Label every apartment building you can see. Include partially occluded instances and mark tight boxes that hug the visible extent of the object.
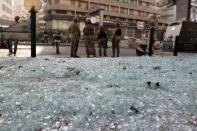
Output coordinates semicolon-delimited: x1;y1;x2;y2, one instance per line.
0;0;13;20
44;0;167;38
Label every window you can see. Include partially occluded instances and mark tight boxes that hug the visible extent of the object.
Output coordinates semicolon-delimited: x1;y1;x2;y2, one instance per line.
54;0;60;4
130;0;137;5
130;10;134;15
120;8;127;14
139;11;145;16
2;4;6;11
120;0;126;3
111;6;119;13
134;10;138;16
138;2;142;6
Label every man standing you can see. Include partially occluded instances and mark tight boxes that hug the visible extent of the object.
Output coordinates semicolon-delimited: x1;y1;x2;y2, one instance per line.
69;18;81;57
43;30;49;44
112;23;122;57
83;19;96;58
8;16;20;56
53;28;61;54
98;26;108;57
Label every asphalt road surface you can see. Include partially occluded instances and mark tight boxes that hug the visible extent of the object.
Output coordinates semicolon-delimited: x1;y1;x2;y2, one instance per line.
38;45;136;57
0;45;137;57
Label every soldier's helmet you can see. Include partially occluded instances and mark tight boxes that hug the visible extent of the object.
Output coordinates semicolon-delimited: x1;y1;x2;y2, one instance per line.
73;17;78;22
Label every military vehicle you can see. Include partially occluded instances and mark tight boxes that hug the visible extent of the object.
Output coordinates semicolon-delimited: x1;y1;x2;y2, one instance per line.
163;20;197;52
0;19;31;48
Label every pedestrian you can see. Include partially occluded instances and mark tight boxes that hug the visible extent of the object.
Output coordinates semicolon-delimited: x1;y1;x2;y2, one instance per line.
98;26;108;57
53;28;61;54
112;23;122;57
43;30;49;44
8;16;20;56
83;19;96;58
69;18;81;58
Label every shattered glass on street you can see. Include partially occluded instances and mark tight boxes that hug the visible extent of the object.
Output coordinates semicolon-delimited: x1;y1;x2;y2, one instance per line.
0;57;197;130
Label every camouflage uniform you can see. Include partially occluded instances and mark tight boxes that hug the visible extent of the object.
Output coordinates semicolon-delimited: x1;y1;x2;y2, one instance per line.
69;20;80;57
8;16;20;56
112;24;122;57
83;22;96;57
8;40;18;56
98;26;108;57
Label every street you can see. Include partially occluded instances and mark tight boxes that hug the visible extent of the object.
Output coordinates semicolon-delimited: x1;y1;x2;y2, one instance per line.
0;45;137;57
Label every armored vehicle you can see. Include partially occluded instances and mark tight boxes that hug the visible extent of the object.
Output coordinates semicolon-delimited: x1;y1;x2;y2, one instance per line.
163;20;197;52
0;19;31;48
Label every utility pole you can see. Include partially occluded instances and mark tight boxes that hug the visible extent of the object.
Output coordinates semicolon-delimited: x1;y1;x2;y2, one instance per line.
75;0;77;17
88;0;90;17
99;9;104;27
31;8;36;57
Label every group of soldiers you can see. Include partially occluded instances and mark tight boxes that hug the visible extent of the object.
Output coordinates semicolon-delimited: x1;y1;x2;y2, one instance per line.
5;16;122;58
68;18;122;58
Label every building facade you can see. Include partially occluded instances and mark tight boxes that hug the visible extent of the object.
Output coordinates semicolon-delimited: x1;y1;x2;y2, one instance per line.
44;0;167;38
36;1;47;31
0;0;13;20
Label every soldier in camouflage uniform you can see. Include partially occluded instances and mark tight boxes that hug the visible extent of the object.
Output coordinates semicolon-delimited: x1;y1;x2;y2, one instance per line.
112;23;122;57
69;18;81;57
83;20;96;57
8;16;20;56
98;26;108;57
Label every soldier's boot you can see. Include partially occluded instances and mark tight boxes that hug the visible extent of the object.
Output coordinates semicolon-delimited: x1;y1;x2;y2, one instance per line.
104;48;107;57
74;50;79;58
70;47;74;57
117;43;120;57
8;41;12;55
117;48;120;57
112;47;115;57
14;41;18;56
76;41;79;53
73;45;79;58
70;53;74;57
73;53;79;58
56;42;60;54
99;48;102;57
86;48;90;58
93;48;96;57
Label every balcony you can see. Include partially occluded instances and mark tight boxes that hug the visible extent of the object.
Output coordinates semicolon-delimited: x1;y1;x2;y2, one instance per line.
44;14;86;21
83;0;162;15
44;4;88;13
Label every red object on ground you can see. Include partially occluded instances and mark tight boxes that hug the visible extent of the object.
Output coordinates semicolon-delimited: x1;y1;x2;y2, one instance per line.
153;45;156;49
